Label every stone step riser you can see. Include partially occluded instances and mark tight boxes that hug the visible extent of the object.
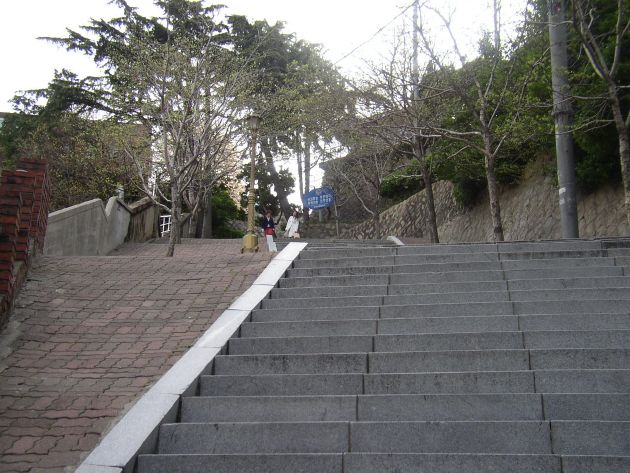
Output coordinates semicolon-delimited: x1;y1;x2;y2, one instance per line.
279;274;390;288
244;314;630;337
229;331;630;355
250;308;379;323
138;454;342;473
157;422;349;454
137;452;630;473
381;299;630;319
280;267;625;288
393;267;624;285
213;349;630;375
242;319;379;337
345;453;628;473
180;394;630;423
288;258;621;277
156;421;630;455
274;277;630;298
263;288;630;310
295;249;630;267
200;370;630;396
293;255;618;270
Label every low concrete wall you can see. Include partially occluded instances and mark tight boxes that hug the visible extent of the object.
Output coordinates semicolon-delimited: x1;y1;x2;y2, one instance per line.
126;197;159;242
44;197;132;256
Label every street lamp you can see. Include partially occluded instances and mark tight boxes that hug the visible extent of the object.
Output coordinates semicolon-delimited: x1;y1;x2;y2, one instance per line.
242;113;261;253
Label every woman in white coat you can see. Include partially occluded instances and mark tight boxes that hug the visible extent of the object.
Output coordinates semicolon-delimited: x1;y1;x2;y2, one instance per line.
285;211;300;238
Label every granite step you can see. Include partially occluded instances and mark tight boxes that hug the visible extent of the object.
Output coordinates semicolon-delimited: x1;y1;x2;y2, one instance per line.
390;266;623;285
200;369;630;396
139;238;630;473
156;421;553;455
181;393;548;422
138;454;342;473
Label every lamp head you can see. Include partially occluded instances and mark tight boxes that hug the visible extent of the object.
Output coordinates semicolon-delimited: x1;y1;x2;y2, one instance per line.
246;113;261;132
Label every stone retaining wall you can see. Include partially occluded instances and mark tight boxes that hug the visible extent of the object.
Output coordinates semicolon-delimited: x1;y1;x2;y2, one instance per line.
341;168;628;242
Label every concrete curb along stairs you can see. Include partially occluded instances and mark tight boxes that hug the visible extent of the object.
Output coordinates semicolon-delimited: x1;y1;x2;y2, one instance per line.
74;242;308;473
135;238;630;473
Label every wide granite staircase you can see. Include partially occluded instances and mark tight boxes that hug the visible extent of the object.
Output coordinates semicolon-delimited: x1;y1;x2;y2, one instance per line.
137;239;630;473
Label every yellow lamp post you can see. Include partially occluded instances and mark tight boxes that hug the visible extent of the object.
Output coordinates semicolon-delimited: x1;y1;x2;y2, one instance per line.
242;113;261;253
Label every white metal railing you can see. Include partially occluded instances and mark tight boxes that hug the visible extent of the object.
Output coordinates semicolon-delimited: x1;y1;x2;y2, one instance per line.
159;214;172;236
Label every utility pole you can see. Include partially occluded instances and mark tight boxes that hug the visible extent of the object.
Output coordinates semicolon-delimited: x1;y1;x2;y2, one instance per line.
549;0;579;238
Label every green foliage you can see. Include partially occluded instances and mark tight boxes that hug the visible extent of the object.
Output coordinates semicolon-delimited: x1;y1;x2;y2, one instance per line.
574;124;622;192
0;113;36;169
211;186;245;238
213;226;244;238
0;111;144;210
238;156;295;214
452;179;487;208
380;160;423;202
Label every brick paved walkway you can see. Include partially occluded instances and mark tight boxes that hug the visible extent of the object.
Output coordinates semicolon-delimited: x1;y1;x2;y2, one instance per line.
0;239;273;473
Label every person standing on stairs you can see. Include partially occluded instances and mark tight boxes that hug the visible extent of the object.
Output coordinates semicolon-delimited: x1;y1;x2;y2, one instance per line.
261;209;277;252
285;210;300;238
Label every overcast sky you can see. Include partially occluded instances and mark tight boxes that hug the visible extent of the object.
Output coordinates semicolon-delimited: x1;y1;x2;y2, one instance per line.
0;0;527;110
0;0;525;201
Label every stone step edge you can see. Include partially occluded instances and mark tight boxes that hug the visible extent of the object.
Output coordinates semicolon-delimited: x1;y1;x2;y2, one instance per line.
216;348;630;358
73;242;309;473
136;452;630;473
288;258;628;272
272;277;630;295
258;298;630;311
281;266;626;285
245;313;629;325
296;249;623;264
229;330;630;351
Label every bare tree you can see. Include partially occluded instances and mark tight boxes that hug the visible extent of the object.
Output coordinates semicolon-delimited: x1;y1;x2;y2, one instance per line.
356;6;444;243
48;2;253;256
570;0;630;225
416;0;545;241
119;9;251;256
325;133;403;239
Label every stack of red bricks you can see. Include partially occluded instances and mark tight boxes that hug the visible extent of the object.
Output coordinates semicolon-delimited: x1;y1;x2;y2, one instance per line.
0;158;50;312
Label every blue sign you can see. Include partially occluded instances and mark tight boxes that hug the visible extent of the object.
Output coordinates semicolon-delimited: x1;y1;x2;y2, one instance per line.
303;187;335;209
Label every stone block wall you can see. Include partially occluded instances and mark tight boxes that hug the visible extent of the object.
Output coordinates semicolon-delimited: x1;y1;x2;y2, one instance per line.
341;168;628;242
339;181;460;240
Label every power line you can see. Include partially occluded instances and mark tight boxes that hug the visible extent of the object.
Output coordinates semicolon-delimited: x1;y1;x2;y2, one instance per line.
333;1;416;66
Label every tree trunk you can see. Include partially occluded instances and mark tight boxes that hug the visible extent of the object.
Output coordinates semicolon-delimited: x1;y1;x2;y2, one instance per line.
609;86;630;227
194;203;204;238
261;139;292;219
414;136;439;243
484;153;504;242
166;182;181;256
373;211;381;239
202;187;213;238
188;200;202;238
296;133;304;201
303;135;311;221
421;160;439;243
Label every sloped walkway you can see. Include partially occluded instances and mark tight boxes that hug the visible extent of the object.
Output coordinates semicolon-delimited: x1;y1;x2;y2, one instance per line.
0;239;273;473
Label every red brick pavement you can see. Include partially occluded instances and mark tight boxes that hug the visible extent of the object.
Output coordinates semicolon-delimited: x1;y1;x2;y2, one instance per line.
0;239;273;473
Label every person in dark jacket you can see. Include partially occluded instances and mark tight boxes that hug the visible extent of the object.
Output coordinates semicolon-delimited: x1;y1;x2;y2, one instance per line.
261;209;277;252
